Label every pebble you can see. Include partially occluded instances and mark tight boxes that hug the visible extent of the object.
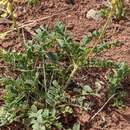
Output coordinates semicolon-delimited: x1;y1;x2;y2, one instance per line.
86;9;102;21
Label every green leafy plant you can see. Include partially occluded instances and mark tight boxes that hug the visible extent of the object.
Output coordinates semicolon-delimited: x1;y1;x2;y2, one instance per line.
108;62;130;107
29;105;62;130
0;107;16;127
0;22;129;129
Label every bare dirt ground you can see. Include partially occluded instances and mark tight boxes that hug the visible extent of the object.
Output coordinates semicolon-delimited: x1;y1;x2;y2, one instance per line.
0;0;130;130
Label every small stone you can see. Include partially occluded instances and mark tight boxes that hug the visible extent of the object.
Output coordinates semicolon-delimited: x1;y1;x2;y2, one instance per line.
86;9;102;21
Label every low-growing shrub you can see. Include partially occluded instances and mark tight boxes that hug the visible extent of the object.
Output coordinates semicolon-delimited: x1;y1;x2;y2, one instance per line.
0;22;130;129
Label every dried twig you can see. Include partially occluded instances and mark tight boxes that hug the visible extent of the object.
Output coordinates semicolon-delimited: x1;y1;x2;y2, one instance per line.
89;93;116;121
0;8;72;36
0;18;35;36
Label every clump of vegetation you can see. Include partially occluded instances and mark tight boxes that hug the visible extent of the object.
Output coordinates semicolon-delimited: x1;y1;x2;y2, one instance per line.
0;0;17;25
111;0;124;18
101;0;124;19
0;22;130;129
27;0;39;5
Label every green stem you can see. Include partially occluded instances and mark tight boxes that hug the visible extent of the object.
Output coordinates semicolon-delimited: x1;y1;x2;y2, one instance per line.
86;10;114;59
65;63;79;88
